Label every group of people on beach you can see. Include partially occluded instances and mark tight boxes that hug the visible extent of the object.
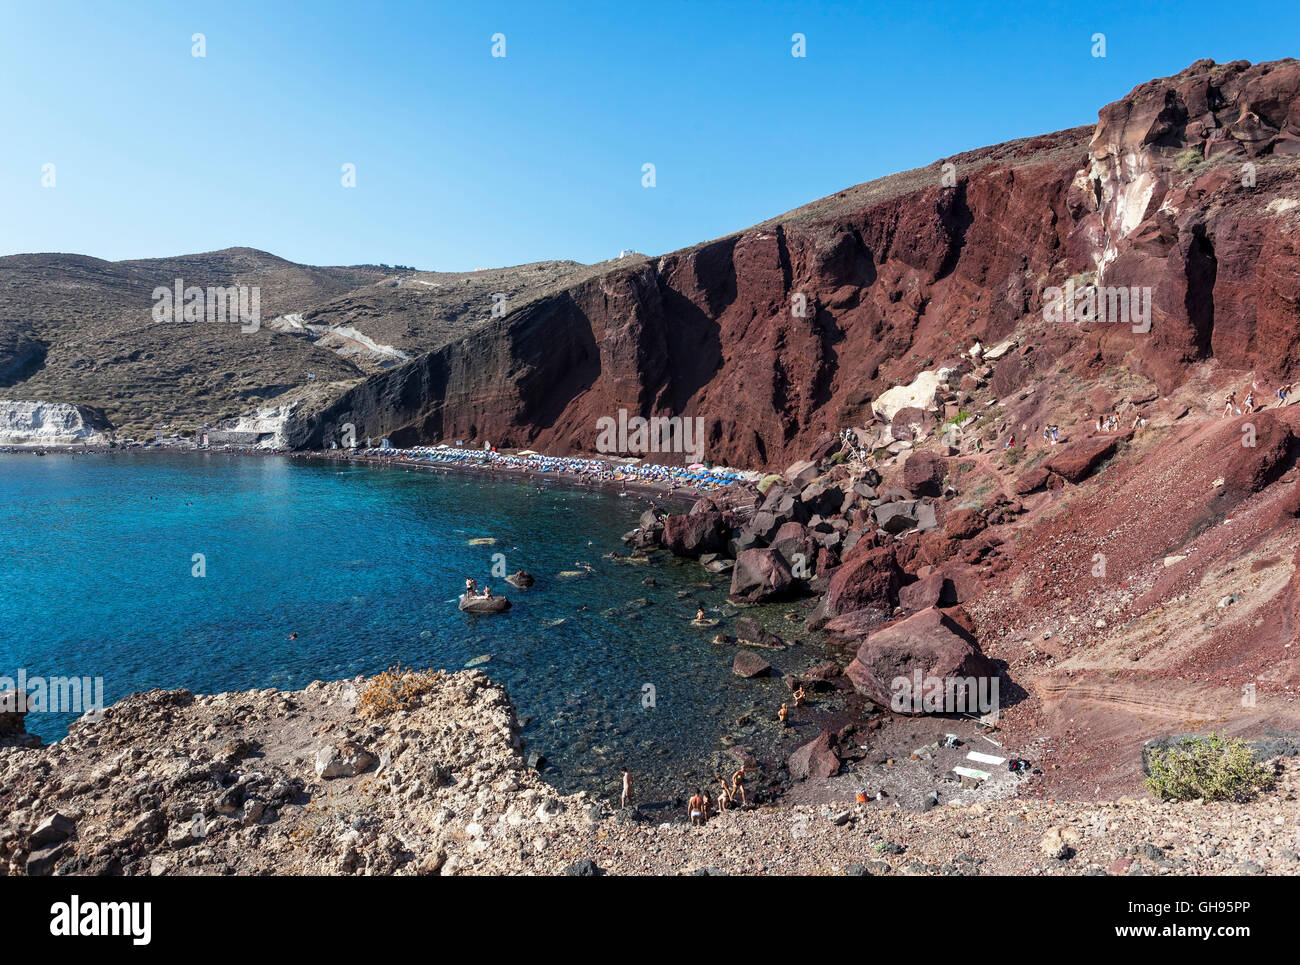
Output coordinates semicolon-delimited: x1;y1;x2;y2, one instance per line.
618;765;751;826
686;765;748;825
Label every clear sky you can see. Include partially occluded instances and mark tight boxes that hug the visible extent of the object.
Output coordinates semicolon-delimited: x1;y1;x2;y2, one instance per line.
1;0;1296;270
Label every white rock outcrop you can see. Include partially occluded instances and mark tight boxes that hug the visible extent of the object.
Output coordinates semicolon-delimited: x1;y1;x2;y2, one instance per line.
870;370;948;421
0;400;111;446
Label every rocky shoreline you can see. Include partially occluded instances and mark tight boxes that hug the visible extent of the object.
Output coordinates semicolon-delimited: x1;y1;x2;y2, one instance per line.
3;670;1296;876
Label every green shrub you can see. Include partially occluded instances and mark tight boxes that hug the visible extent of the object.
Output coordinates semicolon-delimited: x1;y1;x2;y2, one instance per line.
1145;733;1275;802
1174;147;1204;173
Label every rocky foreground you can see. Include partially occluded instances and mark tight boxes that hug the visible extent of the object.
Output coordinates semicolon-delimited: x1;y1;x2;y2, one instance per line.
2;671;1295;876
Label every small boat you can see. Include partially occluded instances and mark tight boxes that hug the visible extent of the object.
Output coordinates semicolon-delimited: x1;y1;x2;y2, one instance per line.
459;593;512;614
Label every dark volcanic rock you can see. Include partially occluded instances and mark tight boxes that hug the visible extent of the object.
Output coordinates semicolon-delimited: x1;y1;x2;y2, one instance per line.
1014;466;1053;495
825;545;902;616
734;510;780;552
890;406;937;442
787;730;842;780
770;522;815;577
662;511;726;557
800;479;845;517
875;500;920;535
902;450;947;497
732;650;773;678
734;617;784;649
899;572;957;612
1046;437;1119;484
845;607;998;714
785;460;821;488
730;548;795;602
823;606;890;638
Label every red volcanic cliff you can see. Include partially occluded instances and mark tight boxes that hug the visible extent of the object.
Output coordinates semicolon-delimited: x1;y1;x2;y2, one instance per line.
290;59;1300;469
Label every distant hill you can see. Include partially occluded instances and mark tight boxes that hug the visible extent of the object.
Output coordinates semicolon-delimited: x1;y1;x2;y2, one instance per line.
0;247;606;436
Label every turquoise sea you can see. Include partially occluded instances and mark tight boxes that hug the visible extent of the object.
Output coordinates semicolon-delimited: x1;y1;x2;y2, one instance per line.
0;452;805;802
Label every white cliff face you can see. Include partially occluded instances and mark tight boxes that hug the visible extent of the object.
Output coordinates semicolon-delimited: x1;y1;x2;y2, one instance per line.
221;402;300;448
0;400;111;446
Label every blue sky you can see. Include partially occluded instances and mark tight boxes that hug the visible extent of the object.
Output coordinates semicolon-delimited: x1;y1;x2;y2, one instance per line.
1;0;1296;270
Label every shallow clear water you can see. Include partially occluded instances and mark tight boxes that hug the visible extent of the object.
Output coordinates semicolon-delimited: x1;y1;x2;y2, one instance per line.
0;451;804;802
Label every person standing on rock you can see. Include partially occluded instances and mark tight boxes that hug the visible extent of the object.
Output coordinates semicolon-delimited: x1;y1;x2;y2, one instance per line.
1223;391;1237;418
621;768;632;809
731;765;747;806
718;777;732;811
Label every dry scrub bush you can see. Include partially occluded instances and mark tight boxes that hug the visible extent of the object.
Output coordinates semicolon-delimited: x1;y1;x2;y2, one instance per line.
358;666;444;719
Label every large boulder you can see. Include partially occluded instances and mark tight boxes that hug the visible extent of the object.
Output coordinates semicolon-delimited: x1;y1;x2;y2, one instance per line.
943;508;986;541
760;486;809;525
890;406;937;442
875;499;939;536
1214;410;1295;496
732;650;772;678
874;500;920;534
730;548;795;603
871;370;947;421
902;450;947;497
770;522;815;577
787;730;841;780
899;572;958;612
738;510;780;545
825;544;902;616
784;459;821;488
806;431;842;462
799;479;845;517
1045;437;1119;484
845;607;998;714
734;617;785;648
822;607;890;638
1014;465;1053;495
662;511;726;557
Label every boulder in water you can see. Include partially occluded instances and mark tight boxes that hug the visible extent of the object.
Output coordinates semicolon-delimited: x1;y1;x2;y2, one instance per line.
458;593;512;614
732;650;772;678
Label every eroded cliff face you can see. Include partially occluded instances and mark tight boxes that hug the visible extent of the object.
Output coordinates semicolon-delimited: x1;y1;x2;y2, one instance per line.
288;136;1088;464
0;399;112;446
1068;58;1300;392
289;59;1300;470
